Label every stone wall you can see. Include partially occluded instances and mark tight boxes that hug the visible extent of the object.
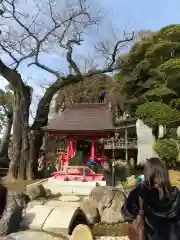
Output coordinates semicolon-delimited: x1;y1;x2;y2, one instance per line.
136;119;157;165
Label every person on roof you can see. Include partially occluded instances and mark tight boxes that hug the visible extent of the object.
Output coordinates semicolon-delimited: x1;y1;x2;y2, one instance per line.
98;90;105;103
121;157;180;240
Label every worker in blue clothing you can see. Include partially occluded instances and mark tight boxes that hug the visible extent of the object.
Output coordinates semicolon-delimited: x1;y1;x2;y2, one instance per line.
87;158;97;172
98;90;105;103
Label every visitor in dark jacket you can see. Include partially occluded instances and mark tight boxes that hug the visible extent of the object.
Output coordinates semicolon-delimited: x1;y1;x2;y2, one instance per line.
121;157;180;240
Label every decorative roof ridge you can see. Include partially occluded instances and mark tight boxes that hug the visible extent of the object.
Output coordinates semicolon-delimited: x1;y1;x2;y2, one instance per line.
59;101;114;112
64;101;114;105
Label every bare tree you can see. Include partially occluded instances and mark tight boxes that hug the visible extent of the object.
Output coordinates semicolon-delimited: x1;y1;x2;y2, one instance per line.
0;0;134;180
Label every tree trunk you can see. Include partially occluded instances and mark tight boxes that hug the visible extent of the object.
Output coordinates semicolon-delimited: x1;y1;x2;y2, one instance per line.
28;82;63;178
7;89;22;179
18;85;31;179
7;81;59;180
27;130;44;179
0;111;13;168
0;62;47;180
0;61;85;180
0;111;13;158
7;86;31;180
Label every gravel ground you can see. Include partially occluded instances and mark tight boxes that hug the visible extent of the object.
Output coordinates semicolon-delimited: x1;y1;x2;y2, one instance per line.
95;237;129;240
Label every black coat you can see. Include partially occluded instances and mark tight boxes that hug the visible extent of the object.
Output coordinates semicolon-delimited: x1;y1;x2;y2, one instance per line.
121;183;180;240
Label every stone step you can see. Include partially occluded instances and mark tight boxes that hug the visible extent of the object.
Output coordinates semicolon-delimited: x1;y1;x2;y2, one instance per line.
59;195;80;202
41;178;106;196
45;200;80;208
20;203;79;236
20;205;53;230
43;205;78;235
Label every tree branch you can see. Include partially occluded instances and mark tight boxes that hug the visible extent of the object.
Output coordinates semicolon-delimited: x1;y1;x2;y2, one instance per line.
109;32;135;67
62;38;83;76
28;60;61;77
0;59;23;87
1;0;99;76
27;9;93;77
62;30;134;78
31;29;135;130
0;0;135;131
9;0;39;42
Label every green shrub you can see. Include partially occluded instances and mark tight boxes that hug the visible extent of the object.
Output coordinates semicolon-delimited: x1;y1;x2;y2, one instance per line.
153;138;178;162
136;102;180;127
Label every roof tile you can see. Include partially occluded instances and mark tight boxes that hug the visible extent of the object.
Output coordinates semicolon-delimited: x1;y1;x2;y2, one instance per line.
43;103;115;132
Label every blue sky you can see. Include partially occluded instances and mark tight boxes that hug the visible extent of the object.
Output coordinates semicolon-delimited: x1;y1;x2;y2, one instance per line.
1;0;180;119
102;0;180;32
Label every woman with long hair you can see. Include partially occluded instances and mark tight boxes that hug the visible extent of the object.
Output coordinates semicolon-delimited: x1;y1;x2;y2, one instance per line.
121;157;180;240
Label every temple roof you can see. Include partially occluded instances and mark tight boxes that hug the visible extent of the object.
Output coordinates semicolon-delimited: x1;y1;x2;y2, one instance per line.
42;103;115;133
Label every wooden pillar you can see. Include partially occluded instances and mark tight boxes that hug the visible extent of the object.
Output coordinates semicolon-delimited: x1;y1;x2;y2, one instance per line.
112;137;115;187
125;127;128;162
101;142;105;164
66;140;70;161
74;141;76;156
91;138;96;160
66;139;70;174
69;140;75;157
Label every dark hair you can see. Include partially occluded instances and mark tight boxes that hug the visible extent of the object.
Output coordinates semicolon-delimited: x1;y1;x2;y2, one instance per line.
144;157;172;199
0;183;7;217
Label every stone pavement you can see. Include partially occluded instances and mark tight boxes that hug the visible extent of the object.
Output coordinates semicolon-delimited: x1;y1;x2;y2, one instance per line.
18;196;128;240
6;231;129;240
6;231;64;240
20;198;80;236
